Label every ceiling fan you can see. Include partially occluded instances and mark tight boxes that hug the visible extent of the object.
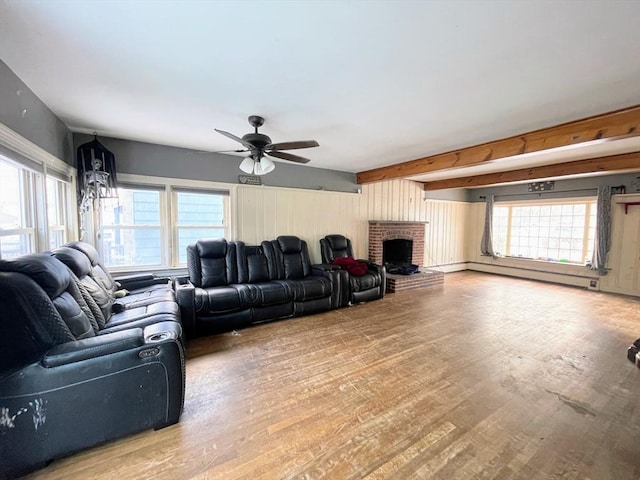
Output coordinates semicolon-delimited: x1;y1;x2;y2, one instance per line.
215;115;319;175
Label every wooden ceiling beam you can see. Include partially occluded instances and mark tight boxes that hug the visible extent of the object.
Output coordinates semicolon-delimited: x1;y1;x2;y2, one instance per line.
356;105;640;184
421;152;640;190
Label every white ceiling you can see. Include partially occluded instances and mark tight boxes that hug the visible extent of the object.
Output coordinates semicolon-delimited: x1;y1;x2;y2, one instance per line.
1;0;639;177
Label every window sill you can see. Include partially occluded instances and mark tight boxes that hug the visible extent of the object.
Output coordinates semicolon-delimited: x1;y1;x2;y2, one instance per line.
478;255;594;277
501;256;586;268
108;266;188;278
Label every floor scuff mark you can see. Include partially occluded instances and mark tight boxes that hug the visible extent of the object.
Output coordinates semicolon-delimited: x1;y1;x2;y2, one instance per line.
545;389;596;417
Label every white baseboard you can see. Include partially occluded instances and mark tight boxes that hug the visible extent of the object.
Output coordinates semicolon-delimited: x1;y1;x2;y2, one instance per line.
424;263;469;273
467;262;598;289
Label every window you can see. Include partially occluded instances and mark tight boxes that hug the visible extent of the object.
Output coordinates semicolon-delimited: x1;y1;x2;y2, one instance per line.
99;187;164;268
0;156;73;259
98;183;229;270
46;176;70;249
174;190;225;265
0;159;37;258
492;198;596;264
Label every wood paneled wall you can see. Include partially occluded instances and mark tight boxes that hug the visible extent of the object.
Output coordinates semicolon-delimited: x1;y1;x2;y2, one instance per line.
235;185;368;265
465;203;483;262
234;179;468;268
599;195;640;296
354;179;468;268
234;181;638;296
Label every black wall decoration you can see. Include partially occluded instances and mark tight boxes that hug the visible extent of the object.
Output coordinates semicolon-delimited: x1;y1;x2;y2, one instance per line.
76;135;118;212
528;181;555;192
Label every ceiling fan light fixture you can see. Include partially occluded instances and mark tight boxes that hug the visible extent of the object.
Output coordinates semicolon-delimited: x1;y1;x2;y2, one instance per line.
239;156;255;174
260;156;275;174
253;161;265;175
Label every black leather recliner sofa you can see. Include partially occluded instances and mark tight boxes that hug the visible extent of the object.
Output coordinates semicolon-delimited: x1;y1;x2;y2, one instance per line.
64;240;176;308
176;236;348;336
51;245;180;332
0;253;185;478
320;234;386;304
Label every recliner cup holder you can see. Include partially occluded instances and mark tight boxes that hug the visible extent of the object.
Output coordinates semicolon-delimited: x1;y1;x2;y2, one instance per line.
147;332;171;342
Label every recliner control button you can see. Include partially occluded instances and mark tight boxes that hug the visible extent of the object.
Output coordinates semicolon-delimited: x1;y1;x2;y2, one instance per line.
139;347;160;359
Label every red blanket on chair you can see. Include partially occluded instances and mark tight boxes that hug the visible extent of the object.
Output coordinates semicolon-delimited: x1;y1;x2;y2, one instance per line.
332;257;368;276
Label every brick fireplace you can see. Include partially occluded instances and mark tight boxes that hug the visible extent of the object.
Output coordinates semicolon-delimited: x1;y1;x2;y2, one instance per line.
368;221;426;266
368;221;443;293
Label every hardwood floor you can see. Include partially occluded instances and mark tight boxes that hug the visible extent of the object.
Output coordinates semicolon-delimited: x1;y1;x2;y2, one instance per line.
24;272;640;479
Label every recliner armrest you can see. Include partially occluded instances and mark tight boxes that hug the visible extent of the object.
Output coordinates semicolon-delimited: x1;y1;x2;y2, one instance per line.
311;266;337;280
101;314;181;335
115;273;155;282
371;263;386;299
311;266;350;308
115;273;171;291
365;262;385;274
174;277;196;336
312;263;342;272
144;321;182;343
42;328;144;368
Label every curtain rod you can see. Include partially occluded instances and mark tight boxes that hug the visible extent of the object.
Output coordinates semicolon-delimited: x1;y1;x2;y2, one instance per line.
479;187;602;200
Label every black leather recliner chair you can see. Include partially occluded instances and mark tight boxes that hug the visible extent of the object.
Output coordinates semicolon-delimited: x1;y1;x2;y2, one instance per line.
262;235;344;316
181;238;256;334
0;254;185;478
320;234;386;304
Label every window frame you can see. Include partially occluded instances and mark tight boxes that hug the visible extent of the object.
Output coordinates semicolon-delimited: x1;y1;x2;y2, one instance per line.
492;196;597;265
0;160;37;257
98;174;233;272
171;187;228;266
98;185;167;269
45;174;72;250
0;146;76;259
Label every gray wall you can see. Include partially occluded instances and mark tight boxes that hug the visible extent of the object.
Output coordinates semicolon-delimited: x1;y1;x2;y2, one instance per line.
468;173;639;203
424;188;470;202
74;133;359;193
0;60;73;165
73;133;480;199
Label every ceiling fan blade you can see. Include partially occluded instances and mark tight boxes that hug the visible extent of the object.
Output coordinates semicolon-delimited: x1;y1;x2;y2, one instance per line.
196;149;249;156
267;140;319;151
266;150;311;164
214;129;255;149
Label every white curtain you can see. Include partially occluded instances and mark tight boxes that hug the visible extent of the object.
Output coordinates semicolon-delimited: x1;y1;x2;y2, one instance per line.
589;185;612;274
480;195;497;258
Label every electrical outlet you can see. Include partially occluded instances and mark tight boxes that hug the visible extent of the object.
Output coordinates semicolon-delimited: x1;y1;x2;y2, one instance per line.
588;279;599;291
